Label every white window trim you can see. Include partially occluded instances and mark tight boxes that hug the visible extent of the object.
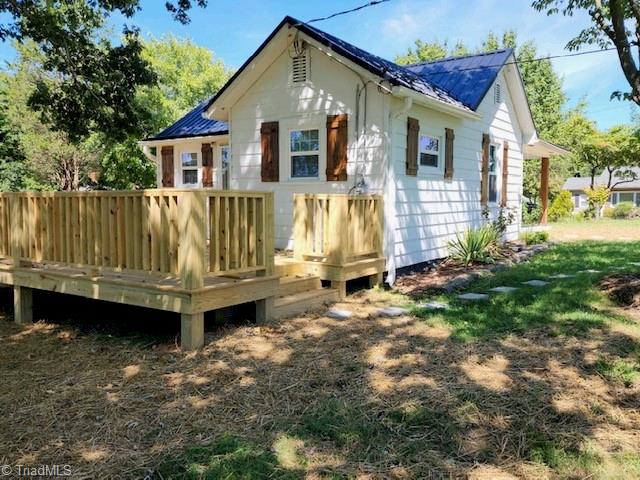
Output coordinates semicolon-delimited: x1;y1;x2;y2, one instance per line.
176;148;201;188
280;117;326;183
488;142;501;205
417;130;444;177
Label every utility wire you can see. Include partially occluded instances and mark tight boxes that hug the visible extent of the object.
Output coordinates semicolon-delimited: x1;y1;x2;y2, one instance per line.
306;0;392;24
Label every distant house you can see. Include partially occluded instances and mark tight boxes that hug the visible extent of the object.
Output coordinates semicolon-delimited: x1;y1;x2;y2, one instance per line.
140;16;565;280
563;167;640;211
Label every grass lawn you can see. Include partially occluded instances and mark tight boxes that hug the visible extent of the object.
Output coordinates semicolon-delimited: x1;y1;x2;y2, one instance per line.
0;242;639;478
548;218;640;242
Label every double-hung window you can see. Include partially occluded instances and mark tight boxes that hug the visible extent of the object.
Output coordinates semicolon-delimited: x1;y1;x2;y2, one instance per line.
619;192;635;203
419;135;440;169
488;145;498;203
290;129;320;179
181;152;198;186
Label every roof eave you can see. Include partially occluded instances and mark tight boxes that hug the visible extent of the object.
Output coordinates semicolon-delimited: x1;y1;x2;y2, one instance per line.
139;132;229;146
393;86;480;120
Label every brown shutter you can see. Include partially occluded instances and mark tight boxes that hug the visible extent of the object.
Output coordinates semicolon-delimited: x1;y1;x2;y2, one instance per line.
444;127;455;179
201;143;213;187
161;146;174;187
501;141;509;207
260;121;279;182
406;117;419;176
480;134;490;206
326;114;348;181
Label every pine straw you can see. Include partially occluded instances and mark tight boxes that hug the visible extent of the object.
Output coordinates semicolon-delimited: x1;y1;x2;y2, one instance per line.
0;290;639;479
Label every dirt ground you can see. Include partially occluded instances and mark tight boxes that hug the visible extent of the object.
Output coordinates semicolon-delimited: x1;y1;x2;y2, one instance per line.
0;288;639;479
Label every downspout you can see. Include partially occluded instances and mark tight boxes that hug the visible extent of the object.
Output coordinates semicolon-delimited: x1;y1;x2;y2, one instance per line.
383;95;413;286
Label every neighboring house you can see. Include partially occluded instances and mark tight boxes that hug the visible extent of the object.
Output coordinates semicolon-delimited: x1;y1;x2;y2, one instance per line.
563;167;640;212
140;16;562;282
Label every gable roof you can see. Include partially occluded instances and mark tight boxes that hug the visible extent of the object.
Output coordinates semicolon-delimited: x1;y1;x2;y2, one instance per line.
563;167;640;191
147;98;228;141
404;49;514;110
204;16;473;115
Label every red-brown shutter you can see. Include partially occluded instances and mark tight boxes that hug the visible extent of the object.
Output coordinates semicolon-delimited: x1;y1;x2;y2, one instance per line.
260;121;279;182
501;141;509;207
480;134;490;206
406;117;419;176
444;127;455;179
326;114;348;181
161;146;174;187
201;143;213;187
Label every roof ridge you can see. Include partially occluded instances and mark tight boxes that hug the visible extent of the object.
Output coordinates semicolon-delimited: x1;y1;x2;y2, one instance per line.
405;48;513;67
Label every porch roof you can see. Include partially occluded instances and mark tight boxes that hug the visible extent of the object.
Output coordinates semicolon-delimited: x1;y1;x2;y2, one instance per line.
524;139;570;159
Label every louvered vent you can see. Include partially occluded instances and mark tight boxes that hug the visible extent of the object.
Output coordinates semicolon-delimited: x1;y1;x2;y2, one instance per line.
291;52;308;84
494;83;502;104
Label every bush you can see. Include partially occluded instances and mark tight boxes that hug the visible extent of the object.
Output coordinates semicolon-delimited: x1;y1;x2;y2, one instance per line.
548;191;574;222
448;224;501;266
521;230;549;245
613;201;635;219
522;205;541;225
602;207;615;218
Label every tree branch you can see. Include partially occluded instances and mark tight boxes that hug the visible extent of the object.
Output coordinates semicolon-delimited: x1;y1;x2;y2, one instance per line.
607;0;640;102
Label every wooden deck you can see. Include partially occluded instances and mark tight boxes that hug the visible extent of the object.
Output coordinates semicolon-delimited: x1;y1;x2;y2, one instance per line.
0;190;385;350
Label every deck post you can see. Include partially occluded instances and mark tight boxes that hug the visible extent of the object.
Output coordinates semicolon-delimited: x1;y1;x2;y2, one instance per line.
180;312;204;350
332;280;347;300
255;296;274;324
368;272;384;288
327;196;348;266
540;157;550;225
178;191;206;290
13;286;33;324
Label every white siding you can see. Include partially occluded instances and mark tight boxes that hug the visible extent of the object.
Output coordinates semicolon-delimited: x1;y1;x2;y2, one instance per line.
229;42;387;248
389;70;524;268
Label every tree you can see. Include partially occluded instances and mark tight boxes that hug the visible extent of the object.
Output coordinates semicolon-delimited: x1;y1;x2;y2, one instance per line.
532;0;640;105
0;1;208;141
395;40;449;64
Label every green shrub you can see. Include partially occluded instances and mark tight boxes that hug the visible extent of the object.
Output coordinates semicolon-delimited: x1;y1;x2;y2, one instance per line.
448;224;501;266
602;207;615;218
613;201;635;219
548;191;574;222
521;230;549;245
522;205;541;225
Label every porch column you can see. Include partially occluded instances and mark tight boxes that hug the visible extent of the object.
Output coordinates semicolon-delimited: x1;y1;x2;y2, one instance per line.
540;157;549;225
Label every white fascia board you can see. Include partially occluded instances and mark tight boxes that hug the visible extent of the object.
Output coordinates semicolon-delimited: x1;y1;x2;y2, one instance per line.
392;86;481;120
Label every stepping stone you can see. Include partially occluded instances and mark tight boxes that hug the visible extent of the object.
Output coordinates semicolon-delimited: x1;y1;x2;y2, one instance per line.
457;293;489;301
549;274;576;279
577;269;601;274
489;286;518;293
377;307;410;317
416;301;449;310
327;308;352;320
522;280;549;287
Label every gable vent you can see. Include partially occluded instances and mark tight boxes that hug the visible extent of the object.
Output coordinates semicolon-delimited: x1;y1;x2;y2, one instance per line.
291;52;309;84
494;83;502;104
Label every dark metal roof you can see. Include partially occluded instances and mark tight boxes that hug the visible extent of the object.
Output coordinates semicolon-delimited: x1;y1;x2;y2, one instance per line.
204;16;473;114
404;49;514;110
147;98;228;141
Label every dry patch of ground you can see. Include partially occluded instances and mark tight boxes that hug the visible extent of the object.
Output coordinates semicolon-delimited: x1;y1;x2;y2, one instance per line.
0;287;639;479
548;218;640;243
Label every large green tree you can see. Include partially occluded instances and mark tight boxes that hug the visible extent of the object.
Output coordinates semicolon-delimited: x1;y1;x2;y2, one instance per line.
0;1;207;141
532;0;640;105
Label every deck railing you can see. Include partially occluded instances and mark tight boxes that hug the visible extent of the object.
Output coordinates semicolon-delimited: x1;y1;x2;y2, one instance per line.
0;189;274;289
293;194;383;265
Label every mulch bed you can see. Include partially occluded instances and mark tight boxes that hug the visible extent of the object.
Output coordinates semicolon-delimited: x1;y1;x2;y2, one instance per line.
599;274;640;309
394;242;549;297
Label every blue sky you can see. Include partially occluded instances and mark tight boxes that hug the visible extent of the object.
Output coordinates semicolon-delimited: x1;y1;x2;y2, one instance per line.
0;0;635;129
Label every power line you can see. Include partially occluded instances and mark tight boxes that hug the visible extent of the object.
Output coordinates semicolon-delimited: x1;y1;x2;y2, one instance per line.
305;0;392;24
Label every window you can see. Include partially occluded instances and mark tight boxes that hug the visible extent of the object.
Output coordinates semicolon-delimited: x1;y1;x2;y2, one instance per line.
494;83;502;104
488;144;499;203
181;152;198;185
290;129;319;178
619;192;634;203
573;193;580;208
636;193;640;207
610;193;618;205
419;135;440;168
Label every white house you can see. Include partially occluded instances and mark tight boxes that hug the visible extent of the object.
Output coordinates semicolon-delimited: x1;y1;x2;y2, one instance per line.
140;16;560;283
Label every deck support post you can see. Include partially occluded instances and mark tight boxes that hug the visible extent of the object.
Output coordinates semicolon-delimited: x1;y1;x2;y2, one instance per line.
13;285;33;324
181;312;204;351
256;296;275;324
332;280;347;300
368;272;383;289
540;157;550;225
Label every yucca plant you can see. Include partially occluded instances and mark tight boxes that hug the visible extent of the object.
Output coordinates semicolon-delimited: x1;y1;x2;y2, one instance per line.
448;225;501;266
